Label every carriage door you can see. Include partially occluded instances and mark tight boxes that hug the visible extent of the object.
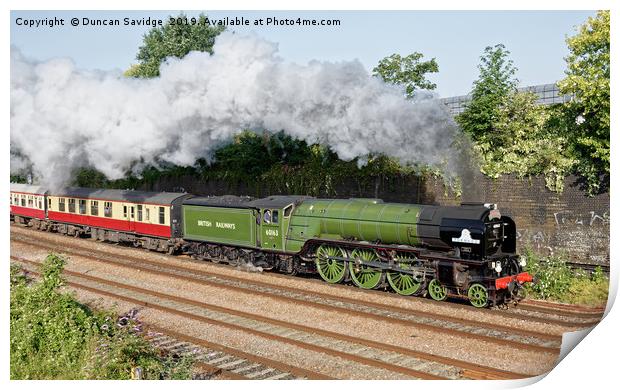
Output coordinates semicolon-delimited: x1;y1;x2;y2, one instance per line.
124;203;136;232
260;208;282;251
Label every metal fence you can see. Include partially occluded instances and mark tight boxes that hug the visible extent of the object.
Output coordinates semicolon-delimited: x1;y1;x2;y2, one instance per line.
440;83;572;115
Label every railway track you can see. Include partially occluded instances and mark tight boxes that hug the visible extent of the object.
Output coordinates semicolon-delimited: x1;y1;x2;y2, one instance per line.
11;230;603;330
11;234;573;355
13;255;531;380
145;325;331;379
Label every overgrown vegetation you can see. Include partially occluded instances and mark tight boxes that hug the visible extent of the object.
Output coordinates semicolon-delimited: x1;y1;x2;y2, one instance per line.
522;248;608;306
10;254;193;379
458;11;609;194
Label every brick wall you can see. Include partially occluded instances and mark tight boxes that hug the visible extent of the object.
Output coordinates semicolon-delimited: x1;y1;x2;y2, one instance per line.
424;173;610;264
146;172;609;264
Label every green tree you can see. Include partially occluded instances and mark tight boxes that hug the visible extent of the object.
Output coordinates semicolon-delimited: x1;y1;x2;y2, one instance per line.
127;13;225;78
557;10;610;194
456;44;518;140
474;91;576;191
372;53;439;97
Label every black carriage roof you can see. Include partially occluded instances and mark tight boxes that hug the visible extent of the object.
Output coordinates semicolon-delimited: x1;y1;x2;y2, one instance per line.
49;187;189;205
184;195;312;209
184;195;255;208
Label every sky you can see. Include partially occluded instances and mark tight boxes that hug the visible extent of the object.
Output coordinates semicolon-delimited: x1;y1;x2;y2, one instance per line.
10;10;596;97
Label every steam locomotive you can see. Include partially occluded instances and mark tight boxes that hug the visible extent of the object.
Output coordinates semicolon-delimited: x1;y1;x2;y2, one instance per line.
10;183;533;308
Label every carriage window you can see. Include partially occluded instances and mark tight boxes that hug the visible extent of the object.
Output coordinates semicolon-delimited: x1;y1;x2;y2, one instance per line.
21;196;25;207
137;205;143;221
28;197;33;207
68;199;76;213
123;205;128;218
91;201;98;216
146;208;150;221
104;202;112;217
79;199;87;214
159;207;165;224
59;198;65;212
130;207;135;220
48;198;51;208
272;210;279;224
38;199;42;209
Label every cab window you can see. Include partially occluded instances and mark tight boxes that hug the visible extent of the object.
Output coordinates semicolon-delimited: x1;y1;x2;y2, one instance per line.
284;205;292;217
272;210;279;224
263;210;271;224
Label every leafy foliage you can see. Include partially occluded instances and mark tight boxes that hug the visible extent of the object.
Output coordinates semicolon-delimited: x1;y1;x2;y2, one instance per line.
10;254;193;379
210;131;312;183
473;91;576;191
372;52;439;97
557;10;610;194
126;13;225;78
523;248;608;306
456;44;518;140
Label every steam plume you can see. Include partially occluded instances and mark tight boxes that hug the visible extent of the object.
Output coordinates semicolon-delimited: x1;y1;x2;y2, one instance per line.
11;32;459;190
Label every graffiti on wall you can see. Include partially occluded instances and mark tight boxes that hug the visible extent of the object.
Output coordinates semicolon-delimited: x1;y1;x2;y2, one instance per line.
553;210;610;226
516;210;610;263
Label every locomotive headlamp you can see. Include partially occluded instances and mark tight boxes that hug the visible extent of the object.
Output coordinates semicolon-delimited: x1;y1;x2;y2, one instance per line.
519;256;527;267
494;261;503;274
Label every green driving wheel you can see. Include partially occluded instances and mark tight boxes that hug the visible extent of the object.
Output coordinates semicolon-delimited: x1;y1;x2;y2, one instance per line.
316;245;348;284
349;249;383;289
428;279;447;301
467;283;489;308
387;255;422;296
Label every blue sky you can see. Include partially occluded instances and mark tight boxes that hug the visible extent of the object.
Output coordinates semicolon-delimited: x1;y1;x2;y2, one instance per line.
10;10;595;97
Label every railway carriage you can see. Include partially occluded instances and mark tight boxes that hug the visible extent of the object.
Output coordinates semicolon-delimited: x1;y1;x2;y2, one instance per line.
11;184;192;253
10;183;47;223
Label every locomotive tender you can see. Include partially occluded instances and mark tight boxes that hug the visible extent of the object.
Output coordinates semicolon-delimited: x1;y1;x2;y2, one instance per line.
10;183;533;308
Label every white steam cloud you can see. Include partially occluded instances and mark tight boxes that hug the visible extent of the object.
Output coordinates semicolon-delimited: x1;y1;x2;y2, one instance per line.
11;32;459;189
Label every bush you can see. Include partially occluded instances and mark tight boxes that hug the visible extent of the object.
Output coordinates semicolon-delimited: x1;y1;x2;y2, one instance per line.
523;248;608;306
10;253;193;379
